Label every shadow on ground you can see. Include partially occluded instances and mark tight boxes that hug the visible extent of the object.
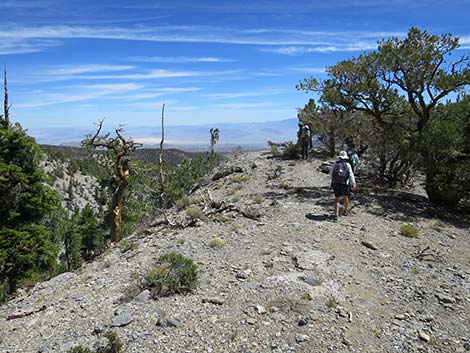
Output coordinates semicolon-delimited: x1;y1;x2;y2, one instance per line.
262;183;469;230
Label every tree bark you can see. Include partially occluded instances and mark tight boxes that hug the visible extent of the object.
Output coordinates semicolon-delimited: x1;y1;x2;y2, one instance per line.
159;103;165;203
3;65;10;129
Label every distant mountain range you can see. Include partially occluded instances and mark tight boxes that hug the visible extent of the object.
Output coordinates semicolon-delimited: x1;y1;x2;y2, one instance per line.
28;118;299;151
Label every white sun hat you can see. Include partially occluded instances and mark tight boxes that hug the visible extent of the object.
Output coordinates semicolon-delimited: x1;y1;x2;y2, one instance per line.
338;150;349;160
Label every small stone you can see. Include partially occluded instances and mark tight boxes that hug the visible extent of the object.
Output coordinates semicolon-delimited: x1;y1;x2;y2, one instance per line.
236;269;252;280
202;297;225;305
59;342;76;353
394;314;406;320
246;318;257;325
361;240;378;250
298;318;308;326
134;289;151;303
418;331;430;342
464;342;470;351
111;307;133;327
255;305;267;314
295;334;309;343
436;294;455;304
93;323;105;334
166;318;182;327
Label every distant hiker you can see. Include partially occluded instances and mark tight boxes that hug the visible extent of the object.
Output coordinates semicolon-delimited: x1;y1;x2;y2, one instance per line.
300;125;311;159
346;144;360;174
330;150;357;219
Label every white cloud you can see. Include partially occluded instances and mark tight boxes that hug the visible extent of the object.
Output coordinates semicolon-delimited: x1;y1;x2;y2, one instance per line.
128;56;235;63
289;67;326;74
17;83;143;108
49;65;135;75
205;88;287;100
213;102;273;109
0;25;410;54
261;43;378;55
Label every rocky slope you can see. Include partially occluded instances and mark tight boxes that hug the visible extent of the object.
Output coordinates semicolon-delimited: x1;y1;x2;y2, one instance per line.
1;151;469;353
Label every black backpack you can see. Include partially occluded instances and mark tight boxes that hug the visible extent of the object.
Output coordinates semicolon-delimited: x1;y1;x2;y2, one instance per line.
332;161;349;184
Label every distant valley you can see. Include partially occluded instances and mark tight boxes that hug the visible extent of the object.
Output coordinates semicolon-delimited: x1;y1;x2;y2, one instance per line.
29;118;299;151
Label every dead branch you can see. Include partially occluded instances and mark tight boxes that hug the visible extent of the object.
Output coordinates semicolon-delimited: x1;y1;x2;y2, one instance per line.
159;103;166;203
7;305;47;320
3;64;11;128
414;246;442;262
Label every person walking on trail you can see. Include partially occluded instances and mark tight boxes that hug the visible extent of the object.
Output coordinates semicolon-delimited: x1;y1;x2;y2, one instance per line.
330;150;357;219
346;144;360;174
300;125;311;160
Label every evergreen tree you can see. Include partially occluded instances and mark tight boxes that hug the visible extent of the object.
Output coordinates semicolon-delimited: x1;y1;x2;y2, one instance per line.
0;123;60;297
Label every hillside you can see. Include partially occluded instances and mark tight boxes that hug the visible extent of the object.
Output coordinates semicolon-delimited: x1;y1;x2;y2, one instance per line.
0;151;469;353
40;145;204;213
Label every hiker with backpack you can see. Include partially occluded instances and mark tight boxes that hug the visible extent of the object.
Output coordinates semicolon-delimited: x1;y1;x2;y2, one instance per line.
346;144;360;174
299;125;311;159
330;150;357;219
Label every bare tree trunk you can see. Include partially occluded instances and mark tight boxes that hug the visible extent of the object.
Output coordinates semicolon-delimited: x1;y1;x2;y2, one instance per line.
111;157;129;242
111;185;125;242
3;65;10;129
158;103;165;203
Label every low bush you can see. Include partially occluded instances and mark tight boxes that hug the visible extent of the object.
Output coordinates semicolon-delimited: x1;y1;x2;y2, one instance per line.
144;252;199;297
186;206;204;220
400;224;420;238
208;237;225;248
230;175;249;184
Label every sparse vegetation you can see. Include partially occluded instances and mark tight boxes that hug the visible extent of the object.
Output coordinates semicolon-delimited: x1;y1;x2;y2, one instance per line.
326;297;338;308
230;175;249;184
144;252;199;297
118;239;138;252
208;237;225;248
66;330;123;353
186;206;204;220
430;220;447;232
253;195;264;204
400;224;420;238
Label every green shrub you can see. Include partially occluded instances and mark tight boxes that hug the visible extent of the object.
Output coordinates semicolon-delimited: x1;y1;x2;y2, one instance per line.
230;175;249;184
253;196;264;204
144;252;199;297
208;237;225;248
118;239;138;252
430;220;446;232
67;347;93;353
97;330;123;353
325;297;338;308
67;330;123;353
175;195;191;210
186;206;204;220
282;141;299;159
400;224;420;238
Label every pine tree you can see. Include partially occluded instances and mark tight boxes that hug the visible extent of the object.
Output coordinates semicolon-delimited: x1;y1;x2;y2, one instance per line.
0;123;60;297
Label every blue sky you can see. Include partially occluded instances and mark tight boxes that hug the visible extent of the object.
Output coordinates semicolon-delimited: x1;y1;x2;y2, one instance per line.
2;0;469;142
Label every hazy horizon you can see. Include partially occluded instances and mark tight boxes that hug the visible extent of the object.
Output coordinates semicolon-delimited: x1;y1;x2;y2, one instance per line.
2;0;469;134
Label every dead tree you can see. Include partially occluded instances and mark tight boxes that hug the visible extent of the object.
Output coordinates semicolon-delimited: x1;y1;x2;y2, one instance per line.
2;65;11;128
82;120;141;242
158;104;165;204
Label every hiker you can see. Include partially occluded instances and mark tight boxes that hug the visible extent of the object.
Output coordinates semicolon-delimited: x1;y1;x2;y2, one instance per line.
330;150;357;218
346;144;360;174
300;125;311;159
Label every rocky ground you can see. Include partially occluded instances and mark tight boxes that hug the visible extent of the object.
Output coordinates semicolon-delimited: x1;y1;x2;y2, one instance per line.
1;151;469;353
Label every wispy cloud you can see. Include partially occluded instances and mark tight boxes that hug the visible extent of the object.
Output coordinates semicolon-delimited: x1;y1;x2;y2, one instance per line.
128;56;235;63
288;67;326;74
17;83;143;108
205;88;287;100
0;25;408;54
48;64;135;75
213;102;274;109
261;43;378;55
